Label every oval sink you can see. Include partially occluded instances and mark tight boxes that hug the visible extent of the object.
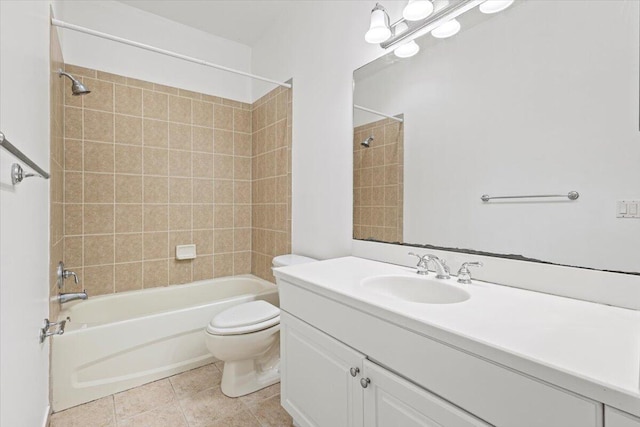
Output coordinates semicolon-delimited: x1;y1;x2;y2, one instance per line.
361;275;470;304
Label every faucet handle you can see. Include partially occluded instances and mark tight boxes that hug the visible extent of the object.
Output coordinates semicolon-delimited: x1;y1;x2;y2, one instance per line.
408;252;429;275
63;270;79;285
457;262;483;284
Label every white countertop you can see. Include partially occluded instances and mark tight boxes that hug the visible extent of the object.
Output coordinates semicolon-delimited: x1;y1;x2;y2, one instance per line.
274;256;640;415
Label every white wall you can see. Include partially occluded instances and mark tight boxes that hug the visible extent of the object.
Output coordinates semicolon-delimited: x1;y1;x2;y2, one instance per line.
0;2;53;426
251;1;407;259
56;0;254;103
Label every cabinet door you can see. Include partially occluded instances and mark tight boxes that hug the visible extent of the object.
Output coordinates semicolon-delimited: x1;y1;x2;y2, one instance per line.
362;360;491;427
281;312;365;427
606;407;640;427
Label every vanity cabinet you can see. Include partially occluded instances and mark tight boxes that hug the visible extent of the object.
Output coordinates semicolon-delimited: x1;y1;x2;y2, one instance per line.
606;407;640;427
282;312;490;427
278;279;605;427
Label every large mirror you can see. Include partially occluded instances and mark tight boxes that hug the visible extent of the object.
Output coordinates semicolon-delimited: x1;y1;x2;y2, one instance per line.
353;0;640;274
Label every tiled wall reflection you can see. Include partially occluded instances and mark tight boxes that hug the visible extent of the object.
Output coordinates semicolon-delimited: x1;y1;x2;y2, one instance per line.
250;87;292;282
353;118;404;243
62;65;259;296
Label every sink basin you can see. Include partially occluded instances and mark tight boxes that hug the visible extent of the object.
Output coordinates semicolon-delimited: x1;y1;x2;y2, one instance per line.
361;275;470;304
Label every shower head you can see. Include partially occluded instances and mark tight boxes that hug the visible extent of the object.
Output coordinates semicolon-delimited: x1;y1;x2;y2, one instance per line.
58;70;91;96
361;136;374;148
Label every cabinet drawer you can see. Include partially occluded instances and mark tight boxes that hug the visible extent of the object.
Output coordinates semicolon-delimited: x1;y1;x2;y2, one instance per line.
606;407;640;427
280;281;603;427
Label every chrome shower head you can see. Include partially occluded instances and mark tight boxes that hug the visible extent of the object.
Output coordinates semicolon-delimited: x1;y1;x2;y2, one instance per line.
361;136;374;148
58;70;91;96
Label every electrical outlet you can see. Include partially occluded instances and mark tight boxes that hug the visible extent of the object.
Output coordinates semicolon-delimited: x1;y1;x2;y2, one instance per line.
617;201;640;218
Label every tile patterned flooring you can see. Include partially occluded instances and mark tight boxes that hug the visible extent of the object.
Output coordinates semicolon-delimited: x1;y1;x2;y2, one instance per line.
50;362;293;427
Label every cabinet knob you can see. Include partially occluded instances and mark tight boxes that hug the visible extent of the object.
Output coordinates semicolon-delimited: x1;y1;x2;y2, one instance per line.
350;367;360;377
360;378;371;388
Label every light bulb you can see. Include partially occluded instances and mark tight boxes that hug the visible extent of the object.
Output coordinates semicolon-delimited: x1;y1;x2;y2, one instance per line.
479;0;514;14
403;0;434;21
394;40;420;58
431;18;460;38
365;4;391;44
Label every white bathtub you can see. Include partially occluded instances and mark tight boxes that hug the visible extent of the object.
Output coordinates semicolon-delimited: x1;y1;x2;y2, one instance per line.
51;274;278;411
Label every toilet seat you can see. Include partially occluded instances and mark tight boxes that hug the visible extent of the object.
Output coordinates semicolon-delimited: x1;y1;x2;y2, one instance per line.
207;300;280;336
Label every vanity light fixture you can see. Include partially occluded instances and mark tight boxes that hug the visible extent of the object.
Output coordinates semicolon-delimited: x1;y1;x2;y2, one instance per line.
403;0;434;21
393;22;420;58
479;0;514;14
365;3;392;44
431;18;461;38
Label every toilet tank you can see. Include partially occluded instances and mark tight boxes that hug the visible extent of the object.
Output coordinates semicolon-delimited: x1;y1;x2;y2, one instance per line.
272;254;317;268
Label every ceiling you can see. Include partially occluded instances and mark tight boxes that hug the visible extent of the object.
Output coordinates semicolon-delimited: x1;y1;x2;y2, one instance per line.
117;1;292;47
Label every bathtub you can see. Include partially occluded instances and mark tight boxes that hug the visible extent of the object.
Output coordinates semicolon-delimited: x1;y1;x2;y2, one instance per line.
51;274;278;411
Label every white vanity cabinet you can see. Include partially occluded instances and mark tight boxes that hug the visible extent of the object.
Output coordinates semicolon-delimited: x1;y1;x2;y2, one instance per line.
606;407;640;427
281;312;491;427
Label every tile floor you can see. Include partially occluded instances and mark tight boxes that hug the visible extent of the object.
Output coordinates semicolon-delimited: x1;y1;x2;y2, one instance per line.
50;362;293;427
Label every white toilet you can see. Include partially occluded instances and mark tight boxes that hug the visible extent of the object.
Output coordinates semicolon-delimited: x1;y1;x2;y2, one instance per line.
204;254;316;397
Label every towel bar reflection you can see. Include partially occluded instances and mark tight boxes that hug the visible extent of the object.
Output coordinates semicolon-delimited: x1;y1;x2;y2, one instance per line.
481;191;579;202
0;131;50;182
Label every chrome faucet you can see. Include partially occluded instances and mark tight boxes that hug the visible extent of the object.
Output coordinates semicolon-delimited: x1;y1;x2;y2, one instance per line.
58;291;88;304
457;261;483;284
426;255;450;279
56;261;88;304
408;252;430;275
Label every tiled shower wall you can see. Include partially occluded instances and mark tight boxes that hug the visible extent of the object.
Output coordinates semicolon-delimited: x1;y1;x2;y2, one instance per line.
50;24;64;320
251;87;292;281
61;65;273;296
353;118;404;243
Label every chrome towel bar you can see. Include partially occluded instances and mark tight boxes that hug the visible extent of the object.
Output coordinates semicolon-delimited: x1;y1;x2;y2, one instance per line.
0;131;50;180
481;191;579;202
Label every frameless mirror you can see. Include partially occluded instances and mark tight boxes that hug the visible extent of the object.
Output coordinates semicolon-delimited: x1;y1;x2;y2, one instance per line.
353;0;640;274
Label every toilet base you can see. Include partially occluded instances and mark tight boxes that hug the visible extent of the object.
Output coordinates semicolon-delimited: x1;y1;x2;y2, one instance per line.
220;360;280;397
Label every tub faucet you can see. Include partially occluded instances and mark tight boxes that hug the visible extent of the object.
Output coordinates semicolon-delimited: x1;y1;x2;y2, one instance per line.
58;291;88;304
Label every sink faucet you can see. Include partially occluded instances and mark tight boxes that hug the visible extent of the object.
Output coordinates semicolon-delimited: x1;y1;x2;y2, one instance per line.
58;291;88;304
408;252;430;275
408;253;450;279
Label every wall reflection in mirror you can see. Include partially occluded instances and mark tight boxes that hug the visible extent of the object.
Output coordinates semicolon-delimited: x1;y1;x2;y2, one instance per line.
353;0;640;274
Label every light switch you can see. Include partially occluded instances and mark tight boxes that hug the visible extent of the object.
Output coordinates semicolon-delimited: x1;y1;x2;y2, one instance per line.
617;201;640;218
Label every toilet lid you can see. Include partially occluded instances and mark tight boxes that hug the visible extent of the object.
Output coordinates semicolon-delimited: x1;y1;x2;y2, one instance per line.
207;301;280;335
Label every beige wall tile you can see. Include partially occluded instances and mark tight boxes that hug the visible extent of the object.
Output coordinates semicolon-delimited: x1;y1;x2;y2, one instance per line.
115;262;143;293
64;204;83;235
115;115;143;145
214;253;233;277
143;119;169;148
85;173;115;204
64;236;83;268
192;100;213;127
169;259;192;285
84;204;114;234
192;179;213;204
214;205;234;229
143;148;168;176
144;205;168;232
233;251;252;275
144;176;168;204
85;141;114;173
84;78;114;112
234;133;252;157
144;232;168;260
143;260;168;288
193;204;213;229
169;123;191;151
234;109;251;133
85;235;115;266
115;233;143;263
214;154;233;179
115;85;142;116
193;230;213;254
64;107;83;139
169;231;192;252
214;180;233;204
192;153;213;178
234;205;251;228
64;138;83;171
143;90;168;120
214;229;234;253
84;265;114;295
115;145;142;174
214;104;232;130
65;64;96;78
169;95;191;124
193;127;213;153
193;255;214;281
115;204;143;233
234;228;251;252
85;110;114;142
116;175;143;204
214;130;233;155
169;204;192;230
234;157;251;180
65;172;83;203
169;178;192;204
169;149;192;177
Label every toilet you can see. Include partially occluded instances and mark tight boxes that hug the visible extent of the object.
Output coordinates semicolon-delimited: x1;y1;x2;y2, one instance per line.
204;254;316;397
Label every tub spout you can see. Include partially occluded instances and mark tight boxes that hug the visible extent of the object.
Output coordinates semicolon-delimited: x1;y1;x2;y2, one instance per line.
58;290;88;304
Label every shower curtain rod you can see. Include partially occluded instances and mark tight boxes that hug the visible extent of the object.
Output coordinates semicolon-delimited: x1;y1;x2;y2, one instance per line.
51;18;292;89
354;105;404;123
